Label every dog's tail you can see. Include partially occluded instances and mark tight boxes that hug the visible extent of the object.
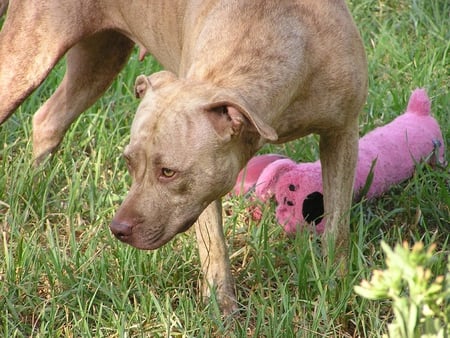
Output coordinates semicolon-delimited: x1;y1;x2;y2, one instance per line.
406;88;431;116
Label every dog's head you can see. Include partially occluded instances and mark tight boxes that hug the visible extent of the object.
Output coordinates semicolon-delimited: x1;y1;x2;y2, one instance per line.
110;71;277;249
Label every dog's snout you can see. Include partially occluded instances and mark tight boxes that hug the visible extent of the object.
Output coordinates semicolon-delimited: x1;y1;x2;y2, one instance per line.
110;220;132;240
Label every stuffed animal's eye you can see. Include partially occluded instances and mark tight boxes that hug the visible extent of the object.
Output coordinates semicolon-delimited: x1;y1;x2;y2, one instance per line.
161;168;176;178
284;197;294;206
289;184;296;191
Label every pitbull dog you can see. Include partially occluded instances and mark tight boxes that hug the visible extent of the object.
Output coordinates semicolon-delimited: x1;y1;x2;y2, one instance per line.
0;0;367;313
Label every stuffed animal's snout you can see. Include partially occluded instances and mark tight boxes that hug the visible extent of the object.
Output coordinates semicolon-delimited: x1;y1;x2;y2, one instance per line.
302;191;324;225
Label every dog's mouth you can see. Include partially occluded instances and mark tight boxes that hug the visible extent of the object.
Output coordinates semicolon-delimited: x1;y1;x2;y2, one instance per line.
110;217;198;250
178;217;198;234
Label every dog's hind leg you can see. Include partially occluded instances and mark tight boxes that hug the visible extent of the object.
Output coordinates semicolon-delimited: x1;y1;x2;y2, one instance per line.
195;199;237;315
319;122;359;271
0;1;85;124
32;30;134;163
0;0;8;17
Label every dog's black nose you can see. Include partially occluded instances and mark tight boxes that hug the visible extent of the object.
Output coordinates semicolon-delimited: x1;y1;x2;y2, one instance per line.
110;220;132;240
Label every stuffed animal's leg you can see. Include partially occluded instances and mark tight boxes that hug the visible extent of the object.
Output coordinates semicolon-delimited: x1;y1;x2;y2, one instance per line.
32;31;134;163
319;123;359;269
195;199;237;315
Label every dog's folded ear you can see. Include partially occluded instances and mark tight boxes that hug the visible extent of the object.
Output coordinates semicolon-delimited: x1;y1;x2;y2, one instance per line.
204;100;278;142
134;71;177;98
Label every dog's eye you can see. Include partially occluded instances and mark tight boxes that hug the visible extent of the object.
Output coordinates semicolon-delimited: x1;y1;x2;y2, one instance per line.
211;106;228;115
161;168;176;178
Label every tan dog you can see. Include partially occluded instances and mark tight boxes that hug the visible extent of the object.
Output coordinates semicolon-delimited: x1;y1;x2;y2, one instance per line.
0;0;367;313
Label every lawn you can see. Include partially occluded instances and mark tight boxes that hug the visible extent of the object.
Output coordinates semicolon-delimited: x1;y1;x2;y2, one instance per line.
0;0;449;337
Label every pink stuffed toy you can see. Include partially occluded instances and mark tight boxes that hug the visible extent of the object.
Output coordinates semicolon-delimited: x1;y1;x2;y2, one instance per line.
233;89;445;233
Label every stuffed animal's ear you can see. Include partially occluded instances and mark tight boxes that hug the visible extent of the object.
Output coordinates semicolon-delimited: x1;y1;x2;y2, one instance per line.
134;71;177;98
233;154;286;195
255;158;297;201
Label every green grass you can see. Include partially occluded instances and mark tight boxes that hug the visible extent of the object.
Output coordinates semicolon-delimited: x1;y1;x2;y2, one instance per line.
1;0;449;336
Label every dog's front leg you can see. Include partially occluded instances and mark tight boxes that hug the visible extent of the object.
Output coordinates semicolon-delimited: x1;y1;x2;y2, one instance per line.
195;199;237;315
319;122;359;270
